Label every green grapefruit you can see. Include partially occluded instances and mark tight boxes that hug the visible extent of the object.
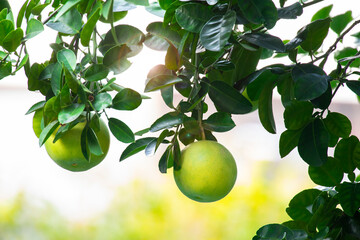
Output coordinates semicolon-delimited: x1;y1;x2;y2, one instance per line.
45;118;110;172
173;140;237;202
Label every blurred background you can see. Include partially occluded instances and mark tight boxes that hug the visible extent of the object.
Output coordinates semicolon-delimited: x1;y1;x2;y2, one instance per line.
1;0;360;239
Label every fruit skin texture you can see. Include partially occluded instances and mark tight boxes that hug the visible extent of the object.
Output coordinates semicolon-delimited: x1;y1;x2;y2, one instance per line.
45;118;110;172
173;140;237;202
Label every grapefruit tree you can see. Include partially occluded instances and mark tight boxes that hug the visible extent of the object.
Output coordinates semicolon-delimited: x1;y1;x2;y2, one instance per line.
1;0;360;238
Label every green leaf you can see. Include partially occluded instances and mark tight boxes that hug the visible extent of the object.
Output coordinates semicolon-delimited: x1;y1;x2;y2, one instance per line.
84;64;109;82
0;61;11;80
298;119;329;167
330;11;353;35
43;96;61;125
311;5;332;21
258;80;276;134
310;82;332;110
24;18;43;40
145;2;165;17
160;86;174;109
158;146;172;173
208;81;253;114
15;53;29;72
126;0;149;6
144;138;157;156
31;2;51;15
165;44;180;71
98;24;144;56
284;101;313;130
2;28;23;52
87;127;103;156
16;0;29;28
336;182;360;216
347;80;360;97
145;21;181;50
93;92;112;111
238;0;278;29
203;112;235;132
47;8;82;35
200;11;236;52
54;0;82;21
279;129;302;158
0;19;14;46
323;112;352;138
145;74;182;92
120;137;156;161
240;33;285;52
58;103;85;124
25;100;46;115
150;112;184;132
39;120;59;147
103;45;132;74
334;136;358;174
57;49;76;71
308;157;343;187
255;224;294;239
286;189;322;222
50;62;62;95
292;64;328;101
108;117;134;143
112;88;142;110
81;125;90;161
80;8;101;47
300;18;331;52
277;2;303;19
335;47;360;68
175;3;212;33
27;63;46;91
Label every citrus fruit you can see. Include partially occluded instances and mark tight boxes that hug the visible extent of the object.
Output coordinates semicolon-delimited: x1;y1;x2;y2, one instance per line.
44;117;110;172
173;140;237;202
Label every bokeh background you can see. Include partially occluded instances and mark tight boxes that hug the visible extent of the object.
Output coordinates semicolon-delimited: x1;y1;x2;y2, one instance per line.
1;0;360;239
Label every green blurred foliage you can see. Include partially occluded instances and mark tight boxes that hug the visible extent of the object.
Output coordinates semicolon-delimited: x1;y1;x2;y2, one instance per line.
0;161;311;239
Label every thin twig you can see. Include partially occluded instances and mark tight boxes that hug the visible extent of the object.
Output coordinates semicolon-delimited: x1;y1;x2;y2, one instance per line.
302;0;325;8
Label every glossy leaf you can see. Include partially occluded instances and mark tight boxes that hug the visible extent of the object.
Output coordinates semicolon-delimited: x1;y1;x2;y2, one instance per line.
334;136;358;174
346;80;360;96
57;49;76;71
87;127;103;156
80;8;101;47
308;157;343;187
240;33;285;52
25;100;46;115
279;129;302;158
0;19;14;46
145;1;165;17
16;0;29;28
108;117;135;143
203;112;235;132
165;44;180;71
208;81;253;114
58;103;85;124
277;2;303;19
258;80;276;134
200;11;236;52
311;5;332;21
160;86;174;109
120;137;157;161
54;0;82;21
323;112;352;138
150;112;184;132
98;24;144;55
336;182;360;216
39;120;59;147
238;0;278;29
330;11;353;35
145;74;182;92
292;64;328;101
254;224;294;239
47;8;82;35
145;21;181;49
286;189;322;222
50;62;62;95
300;18;331;52
81;125;90;161
175;3;212;33
298;119;329;167
158;146;172;173
24;18;43;40
84;64;109;82
2;28;23;52
93;92;112;111
112;88;142;110
284;101;313;130
144;138;157;156
103;45;132;74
